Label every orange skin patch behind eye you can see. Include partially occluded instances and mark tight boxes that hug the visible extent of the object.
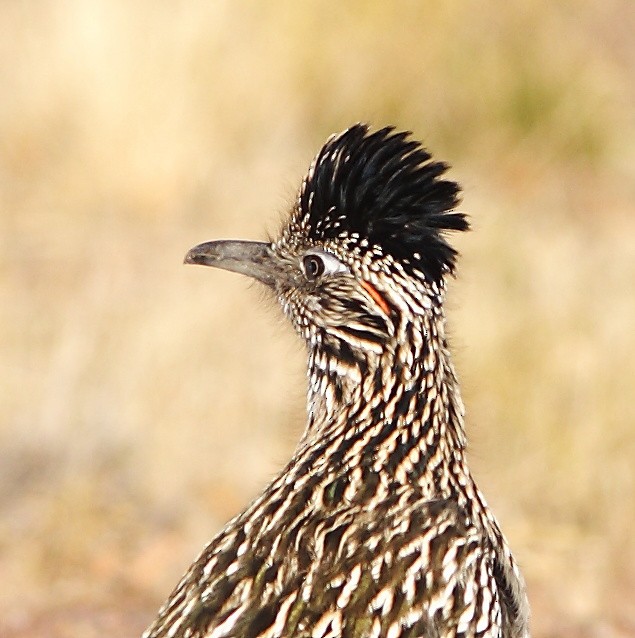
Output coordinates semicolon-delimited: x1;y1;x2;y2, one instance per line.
360;280;391;315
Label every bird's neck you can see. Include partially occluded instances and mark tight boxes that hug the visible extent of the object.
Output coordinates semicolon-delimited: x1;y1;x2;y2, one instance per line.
301;314;468;487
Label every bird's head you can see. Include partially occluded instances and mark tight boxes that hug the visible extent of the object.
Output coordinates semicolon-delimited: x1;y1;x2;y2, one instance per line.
186;125;468;363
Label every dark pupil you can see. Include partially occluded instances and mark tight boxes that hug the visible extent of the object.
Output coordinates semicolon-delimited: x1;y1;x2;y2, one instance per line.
304;255;324;279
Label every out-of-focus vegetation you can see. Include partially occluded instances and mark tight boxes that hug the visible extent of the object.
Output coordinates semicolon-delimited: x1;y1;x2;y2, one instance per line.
1;1;633;636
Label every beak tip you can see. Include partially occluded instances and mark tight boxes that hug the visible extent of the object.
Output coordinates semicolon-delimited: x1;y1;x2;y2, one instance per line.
184;245;211;266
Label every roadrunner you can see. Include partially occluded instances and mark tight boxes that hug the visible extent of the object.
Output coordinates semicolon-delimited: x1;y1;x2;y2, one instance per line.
144;125;529;638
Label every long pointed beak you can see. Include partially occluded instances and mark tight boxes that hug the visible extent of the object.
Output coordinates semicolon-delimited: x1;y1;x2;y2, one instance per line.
184;239;279;287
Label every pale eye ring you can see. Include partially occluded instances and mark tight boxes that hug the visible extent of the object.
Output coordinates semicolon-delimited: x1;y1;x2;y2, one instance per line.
301;249;349;282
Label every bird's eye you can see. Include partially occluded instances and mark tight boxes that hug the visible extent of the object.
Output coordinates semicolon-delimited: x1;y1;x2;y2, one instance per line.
302;255;325;280
301;250;348;282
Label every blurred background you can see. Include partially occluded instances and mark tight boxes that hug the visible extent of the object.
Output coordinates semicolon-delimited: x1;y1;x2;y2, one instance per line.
1;1;634;636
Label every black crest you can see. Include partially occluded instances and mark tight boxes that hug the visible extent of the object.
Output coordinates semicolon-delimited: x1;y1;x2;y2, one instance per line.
299;124;469;281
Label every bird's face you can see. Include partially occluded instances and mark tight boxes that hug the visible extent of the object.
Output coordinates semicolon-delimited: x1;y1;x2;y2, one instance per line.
184;236;399;356
271;239;401;352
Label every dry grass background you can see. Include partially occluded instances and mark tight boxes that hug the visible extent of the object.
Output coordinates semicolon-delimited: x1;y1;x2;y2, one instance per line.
1;1;634;636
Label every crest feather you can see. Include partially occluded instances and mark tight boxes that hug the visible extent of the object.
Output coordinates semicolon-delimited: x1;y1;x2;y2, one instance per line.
299;124;469;280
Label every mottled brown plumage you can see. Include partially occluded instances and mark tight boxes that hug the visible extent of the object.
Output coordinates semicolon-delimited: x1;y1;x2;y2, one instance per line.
143;125;529;638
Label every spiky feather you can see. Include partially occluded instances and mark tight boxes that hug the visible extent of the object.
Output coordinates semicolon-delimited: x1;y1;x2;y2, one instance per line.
298;124;469;281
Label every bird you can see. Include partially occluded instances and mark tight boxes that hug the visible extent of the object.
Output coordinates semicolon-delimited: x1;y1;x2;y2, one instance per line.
143;124;530;638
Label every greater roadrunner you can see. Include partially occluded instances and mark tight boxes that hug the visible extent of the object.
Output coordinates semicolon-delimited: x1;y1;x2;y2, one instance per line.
144;124;529;638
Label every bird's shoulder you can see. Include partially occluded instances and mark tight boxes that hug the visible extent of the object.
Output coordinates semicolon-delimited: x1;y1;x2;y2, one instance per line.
144;487;506;638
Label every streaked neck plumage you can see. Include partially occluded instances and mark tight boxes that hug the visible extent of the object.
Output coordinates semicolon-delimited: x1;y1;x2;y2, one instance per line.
299;285;468;499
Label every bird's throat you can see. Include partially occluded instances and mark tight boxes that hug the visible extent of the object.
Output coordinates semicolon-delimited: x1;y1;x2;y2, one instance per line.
302;330;467;470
